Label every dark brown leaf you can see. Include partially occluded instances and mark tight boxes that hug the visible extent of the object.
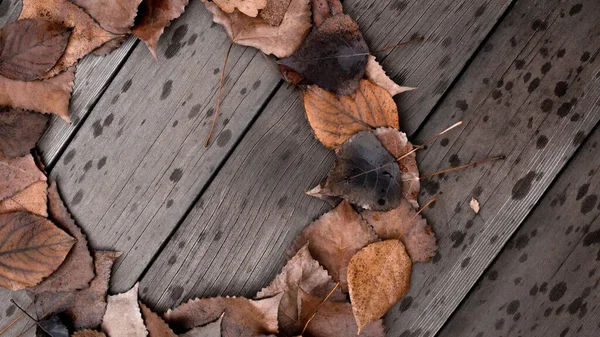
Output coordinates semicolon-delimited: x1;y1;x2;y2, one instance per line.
140;302;177;337
70;0;144;34
310;0;343;26
0;107;50;157
37;314;69;337
133;0;189;59
0;153;46;201
0;19;71;81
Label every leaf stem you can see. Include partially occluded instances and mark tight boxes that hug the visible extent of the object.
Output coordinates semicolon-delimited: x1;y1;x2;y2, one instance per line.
301;282;340;334
402;155;505;182
205;42;234;147
0;301;32;335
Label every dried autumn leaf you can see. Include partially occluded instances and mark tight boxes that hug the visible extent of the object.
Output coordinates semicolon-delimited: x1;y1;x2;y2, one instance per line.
133;0;189;59
0;107;50;158
303;80;399;149
205;0;311;58
0;153;46;201
308;131;403;211
470;197;480;214
257;244;344;335
201;0;266;17
0;181;47;216
179;315;222;337
0;19;71;81
140;302;177;337
361;199;437;263
71;0;144;34
372;128;419;209
310;0;343;27
164;294;283;336
33;250;121;329
0;212;75;290
279;14;368;95
0;66;75;122
347;240;411;332
287;201;378;291
260;0;291;26
19;0;120;78
28;181;95;293
299;289;385;337
93;36;128;56
72;330;107;337
37;314;69;337
102;283;148;337
365;55;415;97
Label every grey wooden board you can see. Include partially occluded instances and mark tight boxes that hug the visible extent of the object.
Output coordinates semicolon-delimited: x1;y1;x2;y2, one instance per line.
138;1;600;337
438;124;600;337
0;0;138;166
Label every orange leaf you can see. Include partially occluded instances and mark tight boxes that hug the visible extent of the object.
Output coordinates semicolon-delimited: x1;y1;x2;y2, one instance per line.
0;153;46;201
0;181;48;216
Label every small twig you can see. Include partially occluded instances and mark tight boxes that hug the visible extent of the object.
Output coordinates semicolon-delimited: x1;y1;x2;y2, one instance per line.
0;302;32;335
10;300;53;337
205;41;234;147
301;282;340;335
402;155;505;182
15;293;73;337
373;36;425;53
408;193;440;226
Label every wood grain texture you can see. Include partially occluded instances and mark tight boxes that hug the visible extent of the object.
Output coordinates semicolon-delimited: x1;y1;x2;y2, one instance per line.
438;124;600;337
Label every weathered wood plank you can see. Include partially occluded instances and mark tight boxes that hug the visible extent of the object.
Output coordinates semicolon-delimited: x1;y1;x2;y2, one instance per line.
438;124;600;337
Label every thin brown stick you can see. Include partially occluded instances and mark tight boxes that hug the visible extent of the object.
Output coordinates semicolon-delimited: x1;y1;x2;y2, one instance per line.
205;42;234;147
10;300;53;337
15;292;73;337
374;36;425;53
408;193;440;226
0;302;32;335
402;155;505;182
301;282;340;334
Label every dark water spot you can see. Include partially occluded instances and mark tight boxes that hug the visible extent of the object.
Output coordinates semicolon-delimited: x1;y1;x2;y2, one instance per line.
166;199;174;208
170;168;183;182
142;287;148;294
543;308;552;317
455;100;468;111
515;234;529;249
178;241;185;249
540;282;548;293
536;135;548;149
549;282;567;301
172;120;178;128
513;312;521;321
581;51;591;62
523;72;532;83
391;0;407;11
540;47;549;57
240;88;247;95
541;62;552;74
512;171;537;200
213;68;220;75
122;79;133;93
450;231;466;248
515;59;525;69
216;129;232;147
161;80;173;100
556;304;565;315
5;304;15;317
483;43;493;53
488;270;498;280
495;318;505;330
540;99;553;112
188;104;201;119
507;300;520;314
483;115;489;122
474;4;486;17
505;81;513;91
510;36;517;47
170;286;184;301
222;118;229;126
483;78;490;84
72;189;84;206
84;160;93;172
168;255;177;265
172;24;188;43
474;186;483;197
440;138;449;147
569;3;583;15
214;230;223;241
528;78;540;93
277;196;287;208
432;252;441;263
566;225;573;234
560;328;570;337
104;114;114;127
92;120;103;137
206;108;215;117
571;113;581;122
557;48;566;58
97;156;107;170
519;253;528;262
188;33;198;45
449;154;460;167
554;81;568;97
583;229;600;246
531;19;547;30
573;131;585;146
399;296;413;312
577;183;590;200
492;90;502;99
530;284;539;296
63;149;76;165
442;37;452;48
165;43;181;59
111;95;119;105
567;297;583;314
490;235;498;244
439;55;451;68
461;257;471;268
252;80;262;90
422;180;440;195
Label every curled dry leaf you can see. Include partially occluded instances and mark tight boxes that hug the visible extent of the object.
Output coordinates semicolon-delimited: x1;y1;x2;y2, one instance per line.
365;55;415;97
257;244;344;335
303;80;399;149
0;66;76;122
164;294;283;336
28;181;95;293
0;212;75;290
279;14;368;95
260;0;291;26
19;0;120;78
133;0;189;59
0;107;50;158
470;197;480;214
361;199;437;263
33;250;122;329
308;131;403;211
372;127;419;209
102;283;148;337
0;19;71;81
347;240;411;332
0;153;46;201
287;201;378;291
179;315;222;337
201;0;267;17
140;302;177;337
205;0;311;58
0;181;48;216
71;0;144;34
72;330;107;337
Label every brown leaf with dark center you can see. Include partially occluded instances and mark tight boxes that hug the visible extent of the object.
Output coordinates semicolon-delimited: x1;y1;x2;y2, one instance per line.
179;315;222;337
70;0;144;34
0;180;47;216
101;283;148;337
260;0;291;26
164;294;283;336
0;107;50;158
365;55;415;97
0;153;46;201
361;199;437;263
298;289;384;337
33;250;121;329
28;181;95;293
287;201;378;291
133;0;189;59
72;330;107;337
347;240;411;332
0;66;75;122
257;244;344;335
307;131;403;211
0;19;71;81
0;212;75;290
140;302;177;337
205;0;311;58
19;0;120;78
279;14;368;95
303;80;399;149
372;127;419;209
201;0;267;17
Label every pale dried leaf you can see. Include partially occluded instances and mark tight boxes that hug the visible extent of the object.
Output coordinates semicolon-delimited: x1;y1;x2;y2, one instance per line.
72;330;107;337
102;283;148;337
179;315;222;337
0;180;47;216
260;0;291;26
0;153;46;201
202;0;267;17
365;55;415;97
347;240;411;332
470;197;480;214
205;0;311;58
139;302;177;337
0;107;50;158
71;0;144;34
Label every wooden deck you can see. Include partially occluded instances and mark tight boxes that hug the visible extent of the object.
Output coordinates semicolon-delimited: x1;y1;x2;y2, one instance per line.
1;0;599;336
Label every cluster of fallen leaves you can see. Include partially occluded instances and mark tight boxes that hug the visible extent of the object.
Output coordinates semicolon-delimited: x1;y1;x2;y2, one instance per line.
1;0;442;336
